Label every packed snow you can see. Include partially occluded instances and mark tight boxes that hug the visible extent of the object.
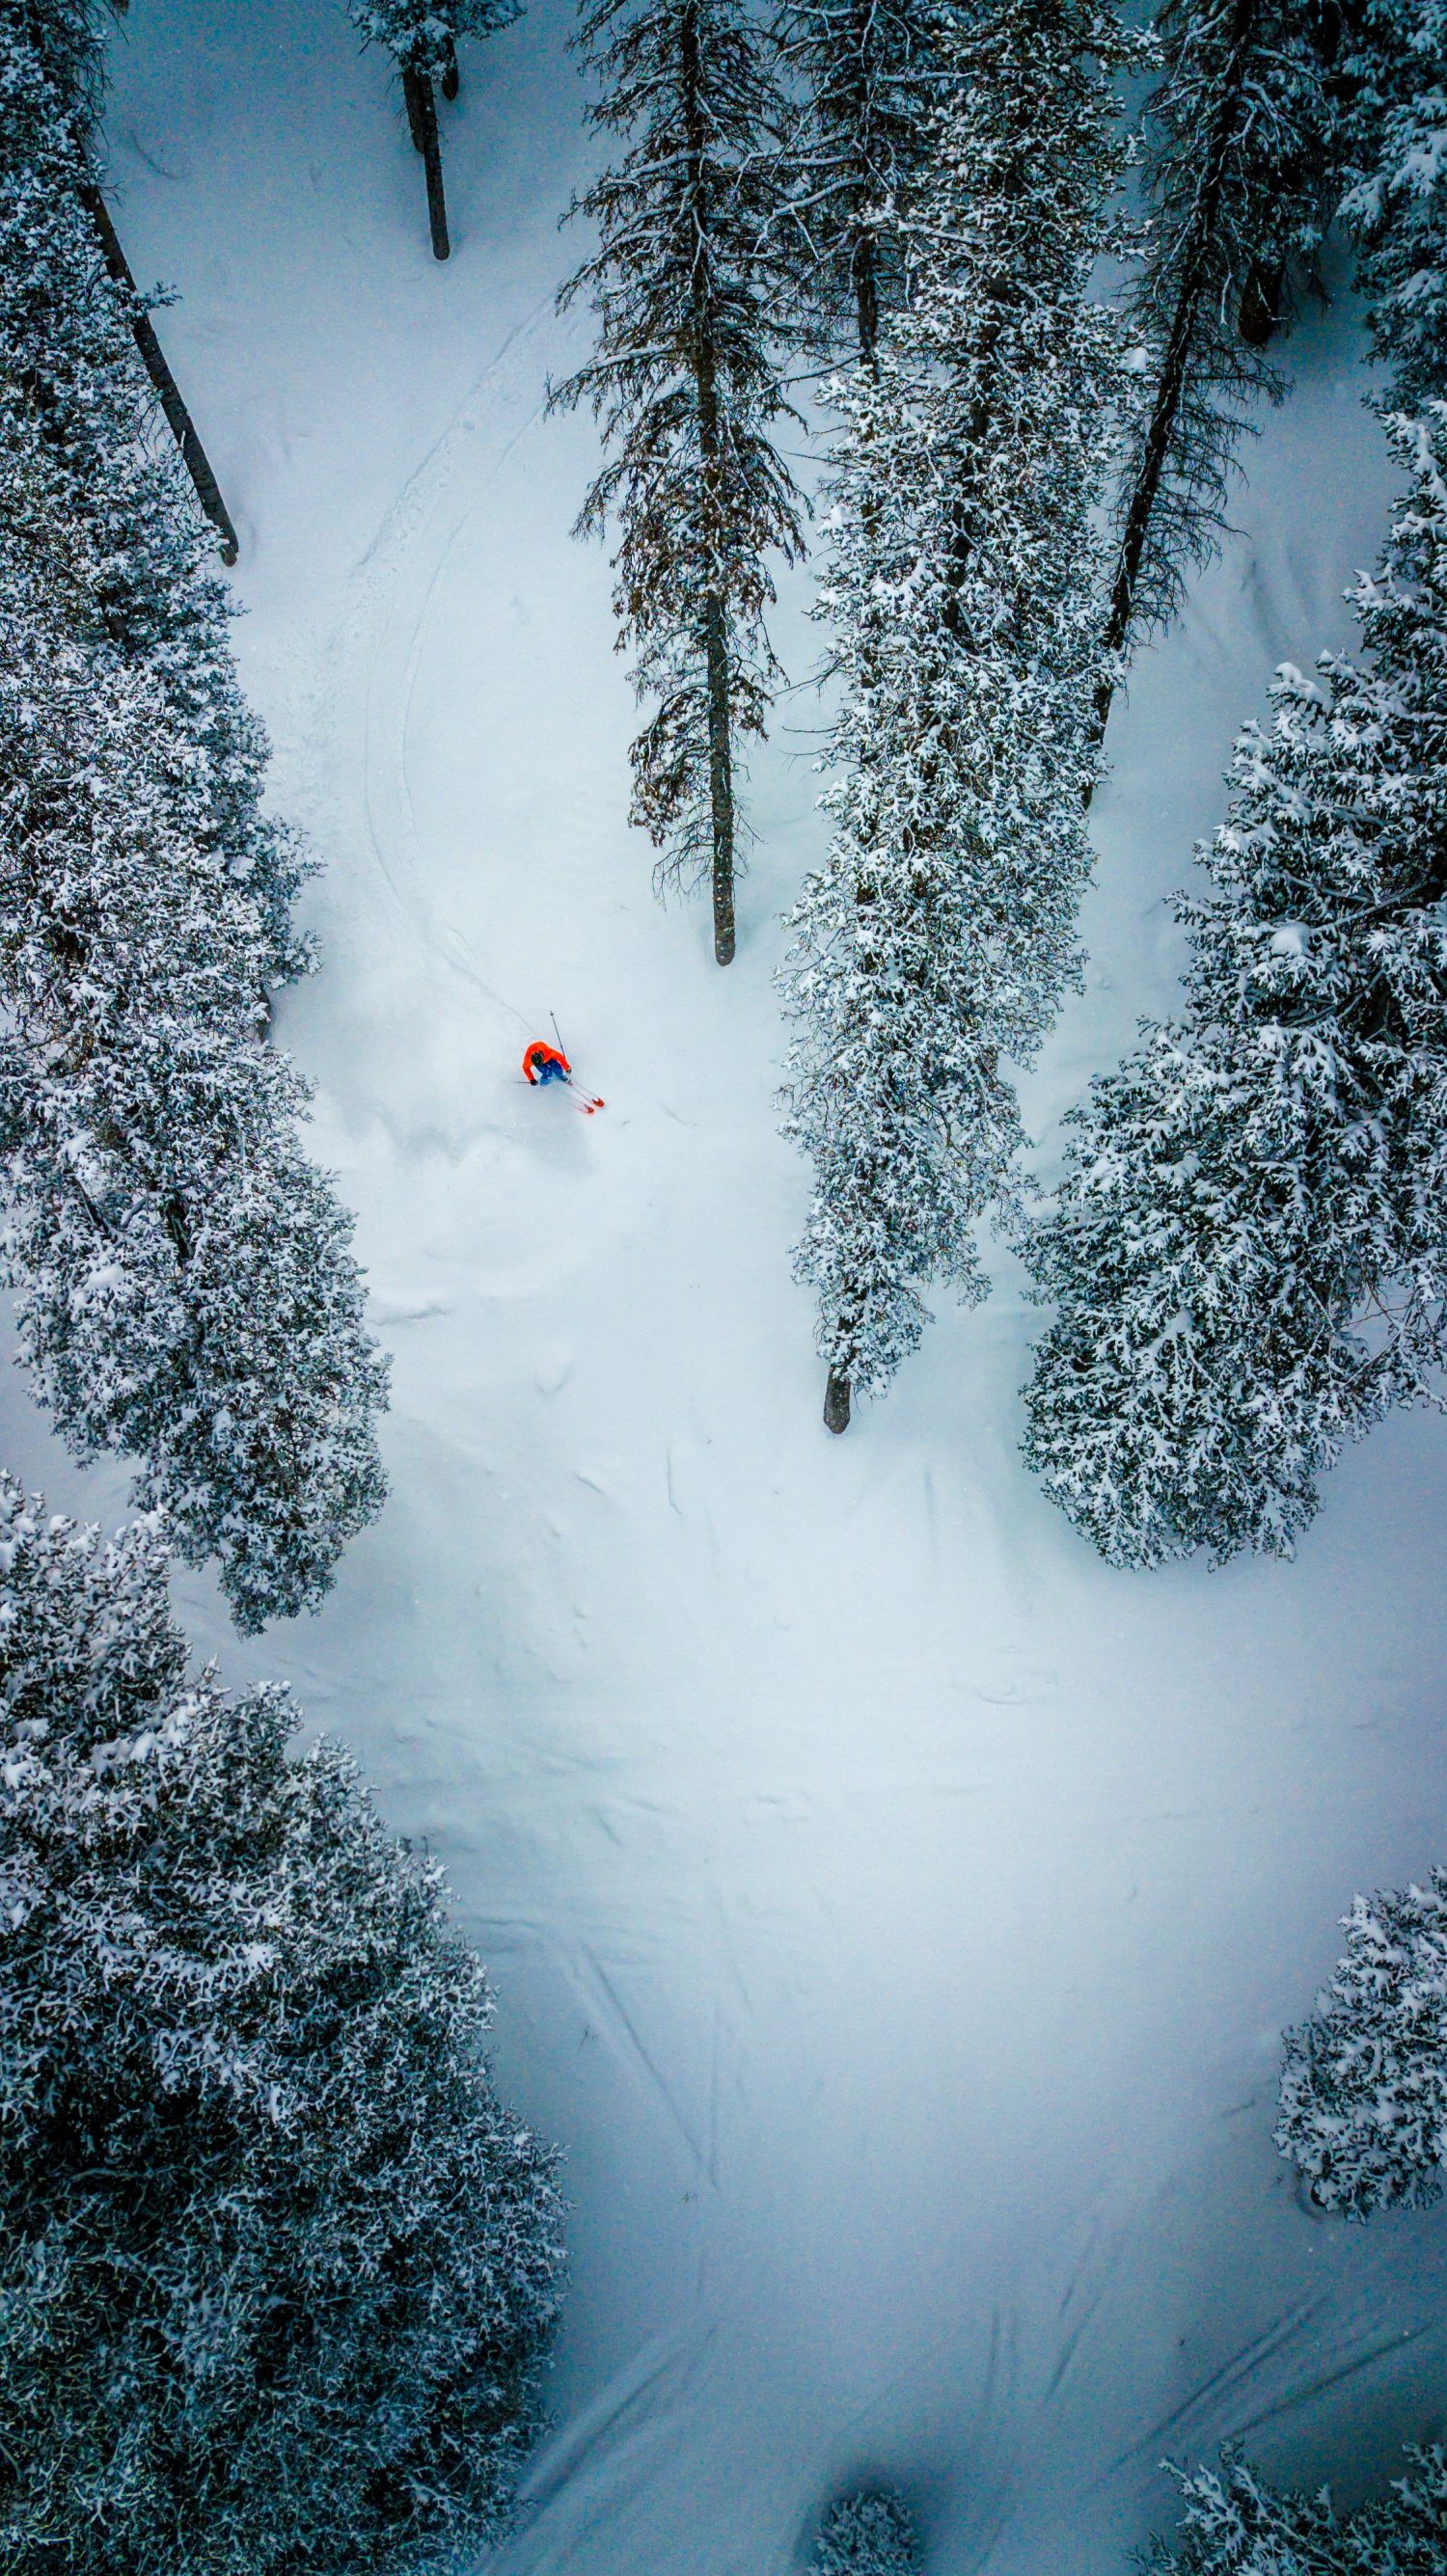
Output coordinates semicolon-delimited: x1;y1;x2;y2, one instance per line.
6;0;1447;2565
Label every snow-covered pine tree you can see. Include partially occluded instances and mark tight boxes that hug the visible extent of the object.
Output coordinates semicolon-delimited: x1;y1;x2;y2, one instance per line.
771;0;954;368
0;405;390;1632
78;170;239;561
1141;2447;1447;2576
552;0;804;964
1276;1868;1447;2214
1022;409;1447;1566
1;0;305;980
1342;0;1447;411
813;2490;924;2575
778;0;1138;1432
1092;0;1336;756
11;0;237;556
345;0;520;259
0;6;390;1629
0;1478;565;2576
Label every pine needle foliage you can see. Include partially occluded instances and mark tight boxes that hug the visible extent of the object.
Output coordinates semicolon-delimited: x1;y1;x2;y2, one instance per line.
771;0;956;366
552;0;804;962
1277;1867;1447;2215
0;1478;565;2576
1022;409;1447;1566
812;2489;924;2576
0;0;389;1628
1096;0;1336;739
344;0;519;79
1342;0;1447;414
778;0;1139;1424
0;0;304;979
1141;2447;1447;2576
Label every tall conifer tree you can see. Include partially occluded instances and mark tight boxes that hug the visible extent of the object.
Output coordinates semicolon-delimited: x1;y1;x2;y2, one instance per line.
0;0;389;1627
1092;0;1335;758
813;2491;923;2576
1342;0;1447;412
0;1479;563;2574
552;0;803;964
1277;1864;1447;2216
1022;412;1447;1564
772;0;954;367
1143;2448;1447;2576
778;0;1137;1431
345;0;521;261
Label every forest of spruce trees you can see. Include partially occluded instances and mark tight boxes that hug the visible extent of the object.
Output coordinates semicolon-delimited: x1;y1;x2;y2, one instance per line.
3;0;1447;2565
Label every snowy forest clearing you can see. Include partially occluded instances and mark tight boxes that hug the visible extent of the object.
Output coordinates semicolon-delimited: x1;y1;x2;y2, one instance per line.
6;0;1447;2566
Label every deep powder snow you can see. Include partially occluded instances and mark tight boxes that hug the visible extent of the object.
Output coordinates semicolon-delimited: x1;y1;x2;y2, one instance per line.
5;3;1447;2567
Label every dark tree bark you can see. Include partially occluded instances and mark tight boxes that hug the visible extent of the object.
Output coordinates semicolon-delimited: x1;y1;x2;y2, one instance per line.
78;179;239;564
824;1367;853;1433
1239;251;1286;343
403;67;450;259
440;36;460;99
681;0;736;965
1086;0;1257;778
702;597;736;963
402;63;427;149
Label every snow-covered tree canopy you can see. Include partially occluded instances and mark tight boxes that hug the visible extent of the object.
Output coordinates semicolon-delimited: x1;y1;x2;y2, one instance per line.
0;0;306;978
1345;0;1447;412
1277;1867;1447;2215
344;0;519;79
1142;2447;1447;2576
1023;409;1447;1566
779;0;1139;1421
812;2489;923;2575
771;0;957;365
0;0;390;1628
0;1479;565;2576
1099;0;1335;709
552;0;803;956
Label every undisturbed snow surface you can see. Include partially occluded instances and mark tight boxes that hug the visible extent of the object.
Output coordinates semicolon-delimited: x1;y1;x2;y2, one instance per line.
9;4;1447;2567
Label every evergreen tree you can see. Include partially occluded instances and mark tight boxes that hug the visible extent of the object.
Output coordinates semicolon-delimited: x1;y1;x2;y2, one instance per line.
1142;2447;1447;2576
0;1478;564;2576
1342;0;1447;411
1277;1867;1447;2215
0;2;390;1629
551;0;804;965
813;2490;923;2575
0;412;390;1630
78;173;239;562
1093;0;1336;757
10;0;237;554
1021;409;1447;1565
771;0;954;368
345;0;521;260
778;0;1138;1432
1;0;304;978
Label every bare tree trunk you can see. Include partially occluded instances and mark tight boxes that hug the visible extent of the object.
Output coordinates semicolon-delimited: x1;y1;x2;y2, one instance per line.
680;0;736;964
1085;0;1258;792
403;68;450;259
440;37;460;100
402;63;427;150
823;108;887;1424
78;179;239;564
1239;253;1285;345
702;595;736;963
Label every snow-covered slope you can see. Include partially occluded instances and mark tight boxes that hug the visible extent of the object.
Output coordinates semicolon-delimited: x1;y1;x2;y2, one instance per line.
8;2;1446;2565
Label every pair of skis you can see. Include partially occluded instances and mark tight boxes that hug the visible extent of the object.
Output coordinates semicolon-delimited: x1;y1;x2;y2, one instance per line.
552;1015;604;1116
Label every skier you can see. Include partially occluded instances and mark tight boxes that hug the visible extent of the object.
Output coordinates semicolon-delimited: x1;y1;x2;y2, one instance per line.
523;1039;571;1089
523;1036;605;1115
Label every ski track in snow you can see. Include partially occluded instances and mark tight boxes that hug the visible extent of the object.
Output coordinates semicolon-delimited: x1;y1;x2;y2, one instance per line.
0;4;1433;2570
